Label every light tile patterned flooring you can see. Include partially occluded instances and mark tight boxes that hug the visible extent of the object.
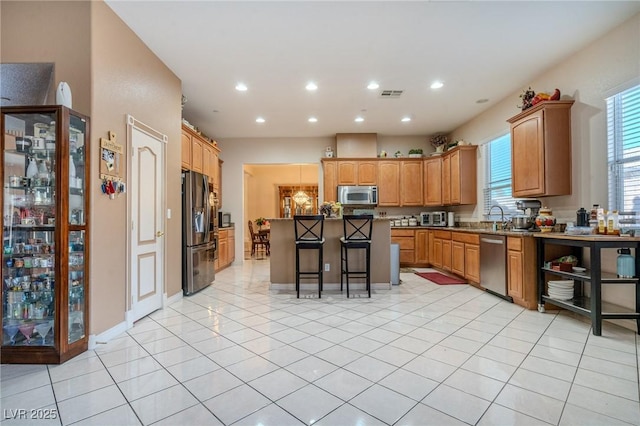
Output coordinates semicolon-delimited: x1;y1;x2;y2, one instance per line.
1;260;639;425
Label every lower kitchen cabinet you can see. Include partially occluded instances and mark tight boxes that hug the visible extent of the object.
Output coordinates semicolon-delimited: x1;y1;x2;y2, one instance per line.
465;243;480;284
451;232;480;284
391;228;430;267
507;236;538;309
442;239;452;272
451;241;465;276
216;227;235;271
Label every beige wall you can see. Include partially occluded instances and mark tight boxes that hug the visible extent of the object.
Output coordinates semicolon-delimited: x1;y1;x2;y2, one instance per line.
91;2;182;334
1;1;182;336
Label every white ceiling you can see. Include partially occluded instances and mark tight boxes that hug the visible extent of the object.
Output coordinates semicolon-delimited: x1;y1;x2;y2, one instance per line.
105;1;640;140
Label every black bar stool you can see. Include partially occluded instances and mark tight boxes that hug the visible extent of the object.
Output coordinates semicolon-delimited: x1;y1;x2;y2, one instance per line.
340;215;373;298
293;215;325;298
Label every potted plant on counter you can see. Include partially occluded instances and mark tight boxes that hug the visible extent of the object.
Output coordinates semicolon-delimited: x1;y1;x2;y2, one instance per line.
408;148;423;158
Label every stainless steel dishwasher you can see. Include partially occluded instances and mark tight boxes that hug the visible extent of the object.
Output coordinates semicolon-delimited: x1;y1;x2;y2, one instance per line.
480;234;512;301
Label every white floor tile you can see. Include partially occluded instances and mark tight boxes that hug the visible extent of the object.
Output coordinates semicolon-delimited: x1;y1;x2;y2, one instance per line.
402;355;457;382
57;385;127;425
579;355;639;381
129;384;199;425
248;368;308;401
205;345;256;367
349;384;417;425
260;345;309;367
315;345;364;367
315;403;386;426
444;368;505;401
48;356;106;383
70;404;141;426
559;403;632;426
343;355;397;382
117;369;179;401
165;356;220;382
1;369;51;399
314;368;373;401
107;355;163;383
233;402;304;426
378;368;438;401
284;355;338;382
495;383;564;425
520;355;577;383
478;403;551;426
461;355;517;382
422;344;472;367
225;356;279;382
151;403;222;426
52;369;115;402
567;384;640;424
422;384;490;424
368;344;417;367
573;368;639;401
183;367;243;402
202;384;270;425
276;384;343;425
508;368;572;401
395;402;467;425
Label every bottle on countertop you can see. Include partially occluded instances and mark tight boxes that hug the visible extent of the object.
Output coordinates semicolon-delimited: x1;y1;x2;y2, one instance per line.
617;248;635;278
607;210;619;235
597;208;607;234
590;204;599;221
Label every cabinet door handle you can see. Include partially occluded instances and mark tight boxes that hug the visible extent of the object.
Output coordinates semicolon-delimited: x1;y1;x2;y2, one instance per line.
156;231;165;237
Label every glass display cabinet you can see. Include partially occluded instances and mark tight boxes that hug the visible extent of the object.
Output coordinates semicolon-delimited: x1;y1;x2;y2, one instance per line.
1;106;90;364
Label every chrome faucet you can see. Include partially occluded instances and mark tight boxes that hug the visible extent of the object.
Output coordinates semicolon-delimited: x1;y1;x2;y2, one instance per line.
488;205;505;231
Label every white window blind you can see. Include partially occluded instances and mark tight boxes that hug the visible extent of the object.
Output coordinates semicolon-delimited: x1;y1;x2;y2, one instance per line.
483;133;517;215
607;84;640;212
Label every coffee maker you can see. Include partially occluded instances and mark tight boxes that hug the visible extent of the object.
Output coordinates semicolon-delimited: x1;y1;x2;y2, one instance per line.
513;199;542;231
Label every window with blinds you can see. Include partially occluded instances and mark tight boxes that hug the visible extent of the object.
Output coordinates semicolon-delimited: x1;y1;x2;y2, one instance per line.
607;84;640;212
483;133;517;215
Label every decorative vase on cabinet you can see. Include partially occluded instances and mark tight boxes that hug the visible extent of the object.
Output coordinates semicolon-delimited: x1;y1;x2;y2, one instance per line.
1;105;90;364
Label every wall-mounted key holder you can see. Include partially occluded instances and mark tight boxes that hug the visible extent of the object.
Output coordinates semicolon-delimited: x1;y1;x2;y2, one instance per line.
100;177;125;200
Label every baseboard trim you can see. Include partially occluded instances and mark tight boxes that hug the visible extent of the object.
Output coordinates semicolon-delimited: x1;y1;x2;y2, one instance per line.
165;290;183;307
88;320;129;350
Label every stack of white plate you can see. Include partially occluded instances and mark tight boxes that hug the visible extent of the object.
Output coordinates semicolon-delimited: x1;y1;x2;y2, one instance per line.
548;280;574;300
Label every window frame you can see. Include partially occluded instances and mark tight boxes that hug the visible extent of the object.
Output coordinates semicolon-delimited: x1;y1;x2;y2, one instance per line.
483;133;517;216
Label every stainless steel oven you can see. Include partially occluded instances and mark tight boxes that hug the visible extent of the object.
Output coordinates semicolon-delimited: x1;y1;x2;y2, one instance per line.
421;211;447;226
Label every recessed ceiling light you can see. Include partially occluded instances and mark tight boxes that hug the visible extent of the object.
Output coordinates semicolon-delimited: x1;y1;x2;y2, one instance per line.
430;81;444;89
367;82;379;90
476;98;490;104
235;83;248;91
355;116;365;123
256;117;265;123
308;117;318;123
401;117;411;122
306;82;318;91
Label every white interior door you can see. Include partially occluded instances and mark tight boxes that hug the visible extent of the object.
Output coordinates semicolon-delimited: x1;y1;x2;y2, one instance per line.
129;123;165;322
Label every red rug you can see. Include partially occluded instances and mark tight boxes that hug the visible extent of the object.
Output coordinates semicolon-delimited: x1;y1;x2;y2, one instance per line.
415;272;466;285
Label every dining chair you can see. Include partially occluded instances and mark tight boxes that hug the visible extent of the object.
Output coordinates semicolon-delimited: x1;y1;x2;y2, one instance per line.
248;220;270;257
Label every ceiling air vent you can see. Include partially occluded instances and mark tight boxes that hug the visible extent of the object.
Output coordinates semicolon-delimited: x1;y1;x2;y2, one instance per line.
379;90;403;98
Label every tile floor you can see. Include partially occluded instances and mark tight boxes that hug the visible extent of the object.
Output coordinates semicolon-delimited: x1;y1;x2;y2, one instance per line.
1;260;639;425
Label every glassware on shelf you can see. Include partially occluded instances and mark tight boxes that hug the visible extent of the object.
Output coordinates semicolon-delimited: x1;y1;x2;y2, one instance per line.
3;324;20;345
18;323;35;344
34;321;53;345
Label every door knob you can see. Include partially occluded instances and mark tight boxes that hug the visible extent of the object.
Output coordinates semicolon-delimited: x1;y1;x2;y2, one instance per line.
156;231;165;237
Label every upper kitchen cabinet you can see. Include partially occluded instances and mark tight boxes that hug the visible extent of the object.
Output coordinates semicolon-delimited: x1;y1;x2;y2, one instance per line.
181;124;220;191
424;156;442;206
1;106;90;364
377;160;400;206
442;145;477;206
508;100;574;197
356;161;377;185
335;160;377;186
322;160;337;202
400;160;423;206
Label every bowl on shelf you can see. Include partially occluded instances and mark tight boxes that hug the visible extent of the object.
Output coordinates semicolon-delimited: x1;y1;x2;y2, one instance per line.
572;266;586;273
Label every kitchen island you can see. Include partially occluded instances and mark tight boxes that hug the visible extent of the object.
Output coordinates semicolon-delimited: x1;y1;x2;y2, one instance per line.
268;217;391;291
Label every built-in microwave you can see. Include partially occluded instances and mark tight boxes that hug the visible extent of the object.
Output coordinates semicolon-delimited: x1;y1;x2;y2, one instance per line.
420;211;447;227
337;185;378;206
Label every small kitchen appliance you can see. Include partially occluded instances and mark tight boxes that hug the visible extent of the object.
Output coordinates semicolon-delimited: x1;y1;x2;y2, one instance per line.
513;199;542;231
337;185;377;206
420;211;447;227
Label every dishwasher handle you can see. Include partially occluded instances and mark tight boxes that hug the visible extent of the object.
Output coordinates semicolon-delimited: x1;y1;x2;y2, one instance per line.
481;237;505;245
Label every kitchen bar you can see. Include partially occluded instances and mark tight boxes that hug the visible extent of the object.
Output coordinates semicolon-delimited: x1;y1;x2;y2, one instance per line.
268;217;391;290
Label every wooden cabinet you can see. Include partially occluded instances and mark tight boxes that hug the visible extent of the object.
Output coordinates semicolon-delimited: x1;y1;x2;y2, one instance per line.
465;243;480;284
181;131;192;170
424;157;442;206
415;230;429;265
507;236;537;309
322;160;337;202
216;227;235;271
378;161;400;206
451;241;465;276
1;106;90;364
391;229;415;265
357;161;378;185
431;236;442;269
400;160;423;206
337;161;357;185
202;142;212;177
442;154;451;205
442;239;452;271
443;146;477;205
452;232;480;285
191;137;203;173
508;101;574;197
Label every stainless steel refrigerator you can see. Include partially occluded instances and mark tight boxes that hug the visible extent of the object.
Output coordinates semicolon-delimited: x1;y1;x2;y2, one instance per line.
182;171;217;295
